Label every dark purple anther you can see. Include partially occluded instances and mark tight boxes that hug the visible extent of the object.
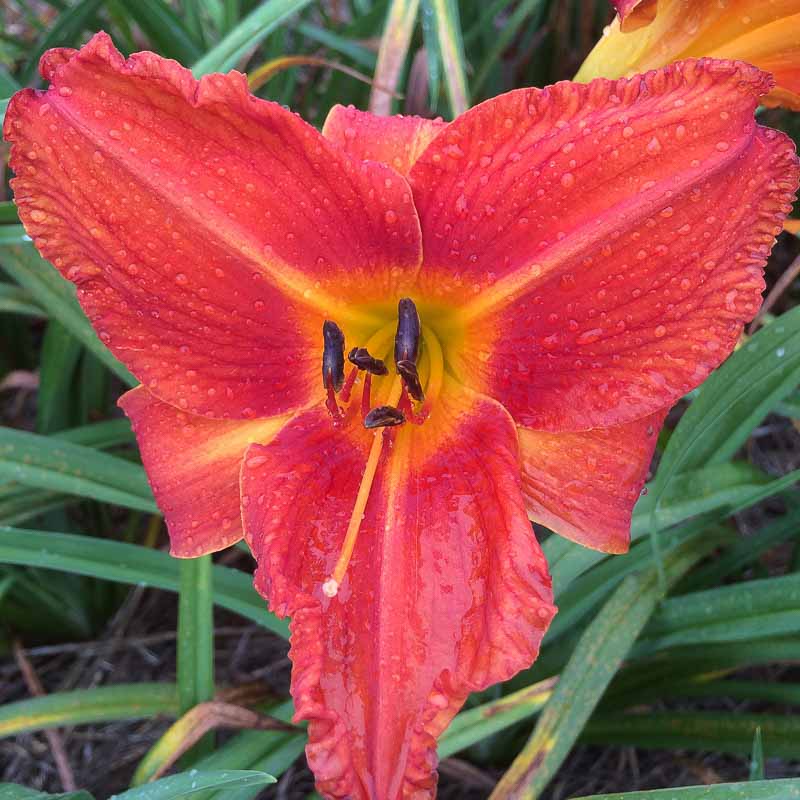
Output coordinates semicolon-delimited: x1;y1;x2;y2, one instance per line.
364;405;406;429
322;320;345;392
396;359;424;402
394;298;421;365
348;347;389;376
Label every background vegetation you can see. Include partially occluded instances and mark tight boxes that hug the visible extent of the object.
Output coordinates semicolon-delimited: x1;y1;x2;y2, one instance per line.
0;1;799;798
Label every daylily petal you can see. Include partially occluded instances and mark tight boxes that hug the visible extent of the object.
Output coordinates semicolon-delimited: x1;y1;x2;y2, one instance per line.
119;386;285;556
4;32;422;420
322;104;446;176
578;0;800;109
410;60;799;431
519;410;665;554
613;0;658;32
241;379;555;799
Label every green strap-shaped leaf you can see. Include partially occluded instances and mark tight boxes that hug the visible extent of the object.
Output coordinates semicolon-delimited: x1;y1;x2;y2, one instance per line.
177;555;216;759
18;0;104;84
0;284;40;316
0;244;136;385
0;684;179;738
651;306;800;527
0;528;288;637
192;0;315;76
422;0;470;116
583;712;800;759
490;528;725;799
0;784;94;800
369;0;420;115
122;0;204;63
0;426;156;512
570;778;800;800
110;771;275;799
636;573;800;653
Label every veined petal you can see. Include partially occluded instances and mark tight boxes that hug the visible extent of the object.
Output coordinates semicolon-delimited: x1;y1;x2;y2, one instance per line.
4;33;422;420
322;105;446;176
241;379;555;799
410;60;799;431
613;0;658;32
119;386;285;556
578;0;800;109
519;410;665;554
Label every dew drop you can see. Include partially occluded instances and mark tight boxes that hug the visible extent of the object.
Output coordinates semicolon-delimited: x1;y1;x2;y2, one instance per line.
646;136;662;155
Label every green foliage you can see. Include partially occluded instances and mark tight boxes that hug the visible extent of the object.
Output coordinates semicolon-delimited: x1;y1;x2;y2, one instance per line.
0;1;799;798
0;771;275;799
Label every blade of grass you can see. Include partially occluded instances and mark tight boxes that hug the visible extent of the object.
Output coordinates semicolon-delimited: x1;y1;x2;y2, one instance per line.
0;529;288;637
610;679;800;710
422;0;469;116
0;488;72;526
650;306;800;530
37;321;81;434
582;712;800;758
439;678;556;758
295;21;376;69
19;0;104;85
0;427;157;513
604;637;800;706
123;0;204;63
636;573;800;653
112;770;275;799
750;727;765;781
177;556;216;761
0;244;135;385
0;684;179;737
370;0;420;114
490;528;725;799
191;0;315;76
0;284;41;316
571;778;800;800
0;201;20;224
54;418;134;449
0;225;31;246
472;0;547;97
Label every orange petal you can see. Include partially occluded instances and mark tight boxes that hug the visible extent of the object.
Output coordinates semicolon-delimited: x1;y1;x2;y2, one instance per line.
519;411;666;554
241;379;555;799
4;33;422;420
613;0;658;32
786;218;800;235
410;60;799;431
579;1;800;109
322;104;446;176
119;386;285;556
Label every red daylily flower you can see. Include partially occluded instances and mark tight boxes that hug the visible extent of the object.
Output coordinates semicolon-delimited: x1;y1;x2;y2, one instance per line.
5;33;799;798
580;0;800;109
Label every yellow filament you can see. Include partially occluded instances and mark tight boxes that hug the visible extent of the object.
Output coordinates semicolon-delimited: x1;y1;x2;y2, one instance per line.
323;374;403;598
321;323;444;598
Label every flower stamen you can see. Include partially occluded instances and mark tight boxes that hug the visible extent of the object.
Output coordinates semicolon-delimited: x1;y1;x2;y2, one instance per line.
396;359;424;401
348;347;388;375
339;366;359;404
323;375;403;598
360;372;373;419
